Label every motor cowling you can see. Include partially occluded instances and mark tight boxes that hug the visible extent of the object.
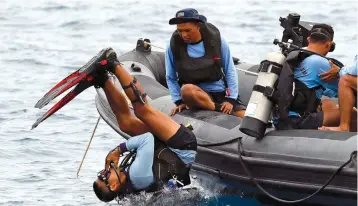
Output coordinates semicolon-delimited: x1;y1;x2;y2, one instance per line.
239;52;286;139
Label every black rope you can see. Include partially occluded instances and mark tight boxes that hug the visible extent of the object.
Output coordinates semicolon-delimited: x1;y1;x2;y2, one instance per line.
236;137;357;204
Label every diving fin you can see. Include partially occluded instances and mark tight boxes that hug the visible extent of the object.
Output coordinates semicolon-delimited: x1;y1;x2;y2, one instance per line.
32;78;93;130
32;47;113;129
34;48;110;109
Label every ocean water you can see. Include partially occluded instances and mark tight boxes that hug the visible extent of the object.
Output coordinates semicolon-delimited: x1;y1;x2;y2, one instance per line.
0;0;357;205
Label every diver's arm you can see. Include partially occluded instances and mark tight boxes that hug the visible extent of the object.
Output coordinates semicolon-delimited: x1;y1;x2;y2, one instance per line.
122;133;155;189
220;38;239;100
165;44;183;105
105;133;154;169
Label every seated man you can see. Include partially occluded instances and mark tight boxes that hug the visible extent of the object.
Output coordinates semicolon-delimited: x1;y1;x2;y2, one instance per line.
274;24;354;130
91;49;197;202
165;8;246;117
319;55;357;131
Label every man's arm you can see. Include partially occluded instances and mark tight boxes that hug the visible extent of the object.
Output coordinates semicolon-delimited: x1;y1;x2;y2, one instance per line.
220;38;239;100
105;132;155;170
339;56;358;77
315;60;339;98
165;44;183;105
320;56;357;82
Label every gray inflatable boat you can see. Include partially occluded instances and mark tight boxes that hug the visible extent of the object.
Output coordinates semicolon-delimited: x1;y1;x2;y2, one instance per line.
95;41;357;205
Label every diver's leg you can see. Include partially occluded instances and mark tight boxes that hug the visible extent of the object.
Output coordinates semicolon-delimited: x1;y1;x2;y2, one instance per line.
180;84;216;110
321;75;357;131
101;78;151;136
111;64;180;142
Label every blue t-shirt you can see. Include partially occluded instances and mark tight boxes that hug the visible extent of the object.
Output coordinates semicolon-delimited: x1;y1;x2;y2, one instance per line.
125;132;196;190
165;37;239;102
289;54;339;116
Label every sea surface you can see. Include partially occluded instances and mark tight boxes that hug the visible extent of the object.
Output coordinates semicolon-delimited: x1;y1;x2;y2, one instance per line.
0;0;357;205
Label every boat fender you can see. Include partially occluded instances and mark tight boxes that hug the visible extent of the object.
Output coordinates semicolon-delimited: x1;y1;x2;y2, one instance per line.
239;52;286;139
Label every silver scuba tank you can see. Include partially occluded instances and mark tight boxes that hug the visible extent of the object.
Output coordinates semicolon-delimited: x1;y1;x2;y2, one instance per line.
239;52;286;139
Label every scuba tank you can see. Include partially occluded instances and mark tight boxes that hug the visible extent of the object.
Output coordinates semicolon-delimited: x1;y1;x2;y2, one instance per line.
239;52;286;139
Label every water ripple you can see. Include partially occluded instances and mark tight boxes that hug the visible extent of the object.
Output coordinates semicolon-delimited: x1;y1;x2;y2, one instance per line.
13;137;40;142
59;20;83;28
38;5;70;11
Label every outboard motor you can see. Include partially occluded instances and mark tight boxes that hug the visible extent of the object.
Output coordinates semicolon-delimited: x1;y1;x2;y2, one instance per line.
239;52;286;139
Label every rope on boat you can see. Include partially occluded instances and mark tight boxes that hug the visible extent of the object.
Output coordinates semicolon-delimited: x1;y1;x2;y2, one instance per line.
237;137;357;204
77;116;101;178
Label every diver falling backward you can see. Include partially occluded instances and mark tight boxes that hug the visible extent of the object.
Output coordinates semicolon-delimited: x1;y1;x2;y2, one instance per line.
31;47;198;202
34;47;198;202
90;49;197;202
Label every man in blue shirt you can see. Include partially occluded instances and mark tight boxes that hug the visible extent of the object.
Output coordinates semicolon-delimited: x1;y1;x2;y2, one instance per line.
275;24;347;130
319;56;357;131
165;8;246;117
91;49;197;202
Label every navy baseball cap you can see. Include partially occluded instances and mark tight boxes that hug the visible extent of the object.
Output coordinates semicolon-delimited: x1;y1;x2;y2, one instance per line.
169;8;207;25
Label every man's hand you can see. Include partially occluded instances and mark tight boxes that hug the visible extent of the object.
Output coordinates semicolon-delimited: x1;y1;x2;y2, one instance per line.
170;104;188;116
319;60;340;82
220;102;233;114
104;147;120;170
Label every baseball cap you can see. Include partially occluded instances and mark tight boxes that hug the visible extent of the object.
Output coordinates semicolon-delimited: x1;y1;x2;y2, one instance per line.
169;8;207;25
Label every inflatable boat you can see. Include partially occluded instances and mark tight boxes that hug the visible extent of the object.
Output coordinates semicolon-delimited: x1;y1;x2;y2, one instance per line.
94;41;357;205
94;14;357;205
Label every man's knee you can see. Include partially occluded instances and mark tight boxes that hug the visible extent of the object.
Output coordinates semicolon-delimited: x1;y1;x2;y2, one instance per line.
181;84;196;101
181;84;197;101
340;75;356;89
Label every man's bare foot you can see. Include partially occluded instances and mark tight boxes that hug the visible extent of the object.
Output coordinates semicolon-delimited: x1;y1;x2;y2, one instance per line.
319;126;349;132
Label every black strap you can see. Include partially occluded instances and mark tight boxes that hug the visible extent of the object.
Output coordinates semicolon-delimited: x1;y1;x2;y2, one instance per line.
131;93;147;104
253;85;275;97
218;62;230;92
122;77;147;104
122;77;137;89
259;60;282;76
289;49;344;68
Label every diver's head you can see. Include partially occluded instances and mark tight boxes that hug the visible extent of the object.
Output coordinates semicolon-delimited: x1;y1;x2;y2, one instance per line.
93;166;124;202
169;8;207;44
307;23;335;56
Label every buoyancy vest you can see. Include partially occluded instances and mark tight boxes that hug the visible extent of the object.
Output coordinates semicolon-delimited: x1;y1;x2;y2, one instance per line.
118;139;191;196
170;23;228;88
